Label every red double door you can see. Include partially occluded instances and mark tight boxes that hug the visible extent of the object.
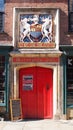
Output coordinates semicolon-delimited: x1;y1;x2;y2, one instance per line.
19;66;53;119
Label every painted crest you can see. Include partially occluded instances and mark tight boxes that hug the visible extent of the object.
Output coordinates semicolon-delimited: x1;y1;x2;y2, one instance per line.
20;14;53;43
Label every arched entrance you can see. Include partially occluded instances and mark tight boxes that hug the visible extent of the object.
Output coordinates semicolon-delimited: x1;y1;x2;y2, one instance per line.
19;66;53;119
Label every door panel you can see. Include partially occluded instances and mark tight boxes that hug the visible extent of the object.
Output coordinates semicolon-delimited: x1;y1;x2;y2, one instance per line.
19;66;53;119
19;67;37;118
37;67;53;118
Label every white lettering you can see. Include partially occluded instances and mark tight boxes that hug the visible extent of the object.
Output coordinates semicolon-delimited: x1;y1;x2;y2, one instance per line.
68;58;73;65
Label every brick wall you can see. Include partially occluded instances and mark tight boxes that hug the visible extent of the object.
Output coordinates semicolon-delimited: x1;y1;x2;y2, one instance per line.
1;0;73;45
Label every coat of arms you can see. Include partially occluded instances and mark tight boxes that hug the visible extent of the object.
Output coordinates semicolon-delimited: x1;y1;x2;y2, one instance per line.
20;14;53;43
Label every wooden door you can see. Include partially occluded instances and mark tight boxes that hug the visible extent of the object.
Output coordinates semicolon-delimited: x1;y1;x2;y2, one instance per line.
37;67;53;118
19;66;53;119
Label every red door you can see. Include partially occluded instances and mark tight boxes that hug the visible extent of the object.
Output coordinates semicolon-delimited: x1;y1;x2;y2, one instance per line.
19;66;53;119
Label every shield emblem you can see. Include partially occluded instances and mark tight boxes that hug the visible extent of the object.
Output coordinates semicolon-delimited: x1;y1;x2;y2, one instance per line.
30;24;43;42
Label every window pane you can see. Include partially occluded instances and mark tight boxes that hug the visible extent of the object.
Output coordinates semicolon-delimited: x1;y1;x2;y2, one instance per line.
0;0;4;11
0;13;3;32
67;57;73;106
0;0;4;32
69;12;73;31
69;0;73;12
0;91;5;103
68;0;73;31
0;56;5;104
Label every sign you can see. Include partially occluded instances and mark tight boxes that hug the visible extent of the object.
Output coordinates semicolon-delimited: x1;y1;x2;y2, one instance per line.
12;57;59;63
23;75;33;90
10;99;22;121
67;57;73;67
18;42;55;48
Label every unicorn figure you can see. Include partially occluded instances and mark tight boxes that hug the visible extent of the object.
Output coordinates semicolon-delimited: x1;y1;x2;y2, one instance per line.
42;16;52;42
20;18;30;42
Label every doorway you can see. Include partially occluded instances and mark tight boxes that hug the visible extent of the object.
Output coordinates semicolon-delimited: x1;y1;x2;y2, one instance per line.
19;66;53;119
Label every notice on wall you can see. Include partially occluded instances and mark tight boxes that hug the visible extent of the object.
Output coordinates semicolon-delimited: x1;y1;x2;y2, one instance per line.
10;99;22;121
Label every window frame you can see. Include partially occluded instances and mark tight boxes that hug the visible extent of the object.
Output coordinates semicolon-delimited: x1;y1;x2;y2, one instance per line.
0;55;6;106
0;52;9;109
67;56;73;107
0;0;4;33
68;0;73;32
0;12;4;32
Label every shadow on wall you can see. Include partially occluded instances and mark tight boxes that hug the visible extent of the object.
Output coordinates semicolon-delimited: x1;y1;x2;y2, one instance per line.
0;32;12;41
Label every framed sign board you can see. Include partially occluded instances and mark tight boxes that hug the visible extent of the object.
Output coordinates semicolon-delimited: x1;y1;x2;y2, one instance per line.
10;99;22;121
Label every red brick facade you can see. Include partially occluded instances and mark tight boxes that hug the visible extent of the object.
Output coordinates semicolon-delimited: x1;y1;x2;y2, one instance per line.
0;0;72;46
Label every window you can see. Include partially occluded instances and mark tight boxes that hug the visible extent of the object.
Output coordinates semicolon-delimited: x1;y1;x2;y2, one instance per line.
0;0;4;32
0;56;6;106
67;56;73;107
0;12;4;32
68;0;73;32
